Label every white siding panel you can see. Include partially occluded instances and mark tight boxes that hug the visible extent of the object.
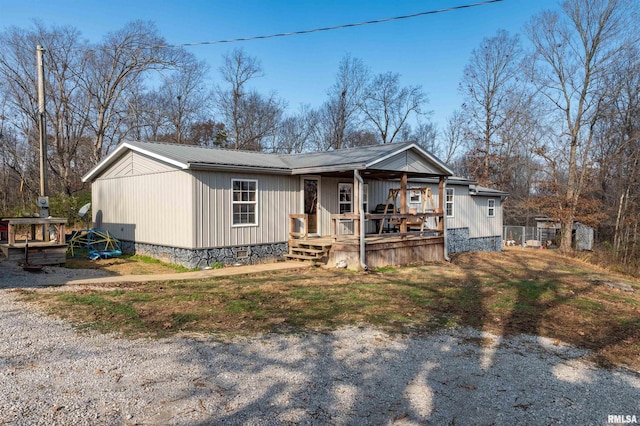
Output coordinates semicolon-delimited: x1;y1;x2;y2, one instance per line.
319;177;341;235
92;170;195;248
193;171;299;248
371;151;442;175
99;151;179;179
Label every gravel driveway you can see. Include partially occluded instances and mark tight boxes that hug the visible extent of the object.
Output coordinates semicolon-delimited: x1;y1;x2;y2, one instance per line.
0;261;638;425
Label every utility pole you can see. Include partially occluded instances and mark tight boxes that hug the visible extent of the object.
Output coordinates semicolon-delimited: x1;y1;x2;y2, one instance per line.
37;45;48;197
36;45;49;218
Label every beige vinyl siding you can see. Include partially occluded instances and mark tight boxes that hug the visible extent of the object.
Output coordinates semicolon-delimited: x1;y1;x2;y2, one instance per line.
193;171;299;248
92;170;195;248
99;151;180;179
320;177;354;235
370;150;444;175
443;185;503;238
469;196;503;237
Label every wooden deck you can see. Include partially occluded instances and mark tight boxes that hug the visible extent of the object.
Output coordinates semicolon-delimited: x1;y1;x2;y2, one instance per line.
0;217;68;265
0;241;67;265
288;233;445;270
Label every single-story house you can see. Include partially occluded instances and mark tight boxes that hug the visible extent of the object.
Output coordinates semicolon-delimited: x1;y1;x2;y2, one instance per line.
82;141;507;269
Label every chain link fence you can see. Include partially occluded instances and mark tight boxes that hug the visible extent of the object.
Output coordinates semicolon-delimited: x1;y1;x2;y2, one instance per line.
503;226;538;247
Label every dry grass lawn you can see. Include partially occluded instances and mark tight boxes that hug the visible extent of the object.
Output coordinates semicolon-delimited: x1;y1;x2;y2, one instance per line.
16;247;640;371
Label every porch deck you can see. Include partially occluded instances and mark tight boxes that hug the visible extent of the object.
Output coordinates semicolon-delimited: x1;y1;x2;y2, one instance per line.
288;200;446;269
287;229;445;270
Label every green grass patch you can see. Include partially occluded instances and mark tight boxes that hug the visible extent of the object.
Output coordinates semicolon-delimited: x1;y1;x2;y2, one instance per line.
375;266;398;273
570;298;605;313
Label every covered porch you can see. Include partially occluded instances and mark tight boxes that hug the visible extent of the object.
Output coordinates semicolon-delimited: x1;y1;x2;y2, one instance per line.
287;169;449;269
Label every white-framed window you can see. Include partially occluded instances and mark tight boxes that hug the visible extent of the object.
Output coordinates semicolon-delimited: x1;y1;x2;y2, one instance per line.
363;183;369;214
409;189;421;204
338;183;353;214
232;179;258;226
338;182;368;214
445;187;454;217
488;198;496;217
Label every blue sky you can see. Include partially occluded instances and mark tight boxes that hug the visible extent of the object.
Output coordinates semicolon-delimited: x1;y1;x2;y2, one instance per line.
0;0;560;133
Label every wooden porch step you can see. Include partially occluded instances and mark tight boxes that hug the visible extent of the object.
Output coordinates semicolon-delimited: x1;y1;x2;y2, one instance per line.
291;247;326;255
290;242;333;249
285;253;325;260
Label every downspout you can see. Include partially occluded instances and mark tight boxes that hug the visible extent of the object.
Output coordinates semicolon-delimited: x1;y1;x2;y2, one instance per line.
354;169;367;271
443;178;451;262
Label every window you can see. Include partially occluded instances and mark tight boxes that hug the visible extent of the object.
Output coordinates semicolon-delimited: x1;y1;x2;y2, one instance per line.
363;183;369;213
232;179;257;226
409;189;421;204
445;188;454;217
488;199;496;217
338;183;353;214
338;182;368;214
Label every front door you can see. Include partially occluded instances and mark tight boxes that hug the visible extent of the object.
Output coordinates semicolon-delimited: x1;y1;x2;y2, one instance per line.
303;178;319;234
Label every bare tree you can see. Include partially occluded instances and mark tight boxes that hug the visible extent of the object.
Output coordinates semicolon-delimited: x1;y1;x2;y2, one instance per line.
360;71;426;144
526;0;637;252
216;48;264;150
274;104;319;153
155;55;213;144
81;20;182;163
0;23;95;195
459;30;523;185
439;110;466;164
593;47;640;263
323;54;369;150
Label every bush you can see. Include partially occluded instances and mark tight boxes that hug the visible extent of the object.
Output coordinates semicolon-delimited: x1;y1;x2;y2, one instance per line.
48;191;92;227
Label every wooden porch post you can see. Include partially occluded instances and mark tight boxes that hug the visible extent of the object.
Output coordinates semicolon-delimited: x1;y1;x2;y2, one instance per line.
400;173;407;233
353;172;361;235
438;176;445;231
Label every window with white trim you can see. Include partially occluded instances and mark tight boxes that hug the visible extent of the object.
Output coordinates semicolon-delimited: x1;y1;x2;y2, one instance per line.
488;198;496;217
338;183;353;214
363;183;369;213
445;187;454;217
232;179;258;226
409;189;421;204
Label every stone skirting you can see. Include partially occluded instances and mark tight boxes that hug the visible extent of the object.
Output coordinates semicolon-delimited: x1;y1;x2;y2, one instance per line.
120;241;289;269
447;228;502;254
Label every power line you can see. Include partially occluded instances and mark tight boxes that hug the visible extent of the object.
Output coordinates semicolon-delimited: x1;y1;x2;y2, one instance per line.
156;0;504;48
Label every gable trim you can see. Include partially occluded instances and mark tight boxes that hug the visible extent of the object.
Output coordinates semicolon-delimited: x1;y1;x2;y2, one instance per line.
366;143;453;176
83;142;189;182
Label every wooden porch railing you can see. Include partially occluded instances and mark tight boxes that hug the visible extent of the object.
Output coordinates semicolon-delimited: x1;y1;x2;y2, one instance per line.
289;213;309;239
331;212;444;239
290;212;445;240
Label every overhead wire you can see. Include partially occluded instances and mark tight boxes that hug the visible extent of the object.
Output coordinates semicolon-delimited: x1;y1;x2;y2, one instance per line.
154;0;504;48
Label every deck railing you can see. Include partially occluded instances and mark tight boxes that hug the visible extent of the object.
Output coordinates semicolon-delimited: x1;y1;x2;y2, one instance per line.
331;212;444;239
289;213;309;239
289;212;445;240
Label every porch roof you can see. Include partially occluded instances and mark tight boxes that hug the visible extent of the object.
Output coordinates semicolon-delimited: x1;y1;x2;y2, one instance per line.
83;140;453;182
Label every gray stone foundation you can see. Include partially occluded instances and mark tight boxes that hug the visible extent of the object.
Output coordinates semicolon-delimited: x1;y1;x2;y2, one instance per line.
447;228;502;254
120;241;289;269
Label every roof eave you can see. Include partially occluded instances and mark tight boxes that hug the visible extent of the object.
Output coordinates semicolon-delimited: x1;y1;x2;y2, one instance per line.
291;164;366;175
189;163;292;175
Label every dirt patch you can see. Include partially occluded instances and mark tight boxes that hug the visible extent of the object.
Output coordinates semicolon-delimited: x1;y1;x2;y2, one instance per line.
65;256;185;275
